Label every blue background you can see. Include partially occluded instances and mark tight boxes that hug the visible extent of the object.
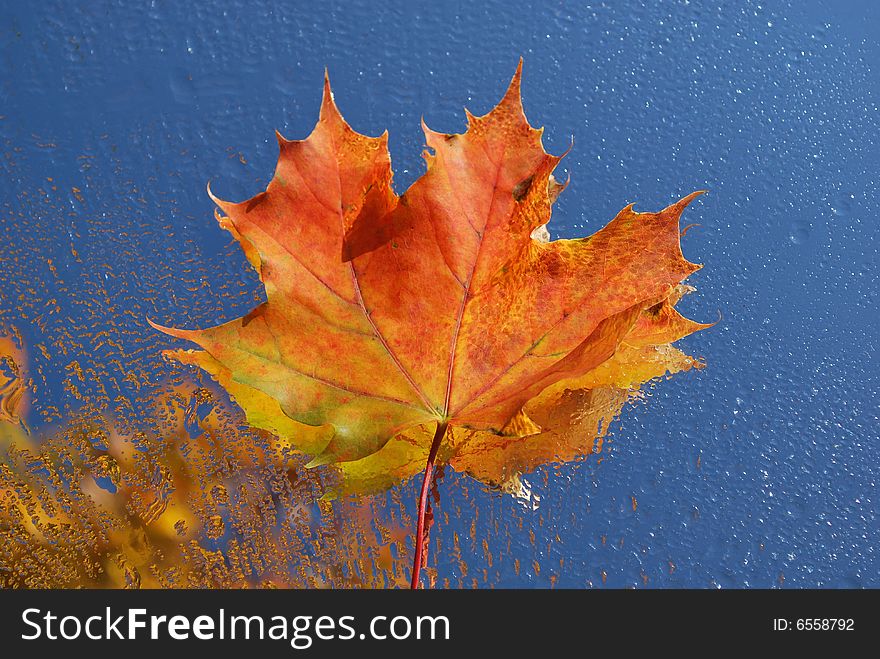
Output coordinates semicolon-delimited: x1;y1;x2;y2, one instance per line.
1;0;877;587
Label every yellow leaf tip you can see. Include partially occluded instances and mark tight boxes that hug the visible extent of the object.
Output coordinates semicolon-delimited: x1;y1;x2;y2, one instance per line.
148;318;198;343
305;453;334;469
147;317;174;334
159;347;204;367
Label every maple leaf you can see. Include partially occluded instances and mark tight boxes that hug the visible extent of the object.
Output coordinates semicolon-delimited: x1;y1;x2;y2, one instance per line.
336;285;710;496
151;61;710;587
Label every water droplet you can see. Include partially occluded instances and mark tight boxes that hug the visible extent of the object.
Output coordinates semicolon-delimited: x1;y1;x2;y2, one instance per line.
206;515;225;539
830;193;854;217
789;220;811;245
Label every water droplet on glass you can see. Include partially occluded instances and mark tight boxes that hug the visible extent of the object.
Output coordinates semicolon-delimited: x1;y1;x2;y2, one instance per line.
789;220;811;245
206;515;225;539
830;193;854;217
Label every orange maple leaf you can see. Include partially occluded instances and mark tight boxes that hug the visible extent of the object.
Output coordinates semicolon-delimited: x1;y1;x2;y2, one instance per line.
338;285;710;497
151;62;710;587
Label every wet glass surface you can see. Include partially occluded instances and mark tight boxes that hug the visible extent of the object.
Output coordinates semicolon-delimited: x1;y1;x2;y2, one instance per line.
0;0;877;587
